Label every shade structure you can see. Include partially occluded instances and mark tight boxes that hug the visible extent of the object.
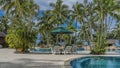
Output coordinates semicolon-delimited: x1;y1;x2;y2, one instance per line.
106;39;115;44
51;27;73;45
51;27;73;34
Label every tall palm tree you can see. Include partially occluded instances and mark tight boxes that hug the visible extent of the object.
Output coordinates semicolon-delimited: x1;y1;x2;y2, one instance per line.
49;0;70;27
38;0;70;45
38;11;54;45
72;1;98;49
0;16;9;33
87;0;120;54
72;0;120;54
0;0;39;18
72;2;84;44
1;0;39;52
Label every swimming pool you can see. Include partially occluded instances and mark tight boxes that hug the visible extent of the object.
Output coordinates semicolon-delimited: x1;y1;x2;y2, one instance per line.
30;48;52;53
70;56;120;68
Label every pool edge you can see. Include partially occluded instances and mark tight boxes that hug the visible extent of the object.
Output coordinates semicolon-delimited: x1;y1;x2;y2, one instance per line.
64;55;120;68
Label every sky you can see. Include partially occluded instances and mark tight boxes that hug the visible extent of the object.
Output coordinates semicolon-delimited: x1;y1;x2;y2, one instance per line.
34;0;83;10
0;10;4;17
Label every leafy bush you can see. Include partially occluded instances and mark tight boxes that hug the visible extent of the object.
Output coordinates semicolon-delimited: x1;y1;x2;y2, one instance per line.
6;26;36;53
91;48;106;55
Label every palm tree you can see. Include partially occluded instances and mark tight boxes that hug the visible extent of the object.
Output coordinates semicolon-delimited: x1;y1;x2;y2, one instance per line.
38;11;54;45
72;0;120;54
89;0;120;54
37;0;70;46
0;16;9;33
0;0;39;18
72;1;97;49
1;0;39;52
49;0;70;27
72;2;83;45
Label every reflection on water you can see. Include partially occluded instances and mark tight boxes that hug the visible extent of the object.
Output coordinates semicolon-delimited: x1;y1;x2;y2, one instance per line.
71;56;120;68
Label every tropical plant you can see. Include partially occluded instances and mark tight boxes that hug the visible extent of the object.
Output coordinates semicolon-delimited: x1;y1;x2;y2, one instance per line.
0;0;39;52
37;11;54;46
72;0;120;54
0;0;39;18
113;21;120;39
37;0;71;46
72;0;98;50
49;0;70;27
0;15;9;33
91;0;120;54
6;22;37;52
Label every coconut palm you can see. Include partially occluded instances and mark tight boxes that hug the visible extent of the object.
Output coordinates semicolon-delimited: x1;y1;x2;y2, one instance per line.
1;0;39;52
37;0;70;46
0;0;39;18
0;16;9;33
90;0;120;54
72;0;120;54
49;0;70;27
72;2;83;40
38;11;54;45
72;1;98;50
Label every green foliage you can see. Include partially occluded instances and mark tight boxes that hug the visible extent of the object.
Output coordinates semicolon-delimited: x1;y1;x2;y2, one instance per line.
91;48;106;55
1;0;120;54
0;16;9;33
37;0;70;45
91;40;108;54
0;0;38;53
0;0;39;18
113;22;120;39
6;25;37;52
6;33;17;48
73;0;120;54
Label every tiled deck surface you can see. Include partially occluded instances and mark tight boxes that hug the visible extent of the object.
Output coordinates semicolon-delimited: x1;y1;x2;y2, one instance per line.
0;48;120;68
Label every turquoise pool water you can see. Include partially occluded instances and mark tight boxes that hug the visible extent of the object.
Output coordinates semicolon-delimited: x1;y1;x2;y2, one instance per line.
30;47;84;53
30;48;52;53
70;56;120;68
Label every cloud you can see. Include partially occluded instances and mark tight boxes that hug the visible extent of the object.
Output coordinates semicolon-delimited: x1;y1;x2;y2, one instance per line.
63;0;84;9
34;0;55;10
34;0;83;10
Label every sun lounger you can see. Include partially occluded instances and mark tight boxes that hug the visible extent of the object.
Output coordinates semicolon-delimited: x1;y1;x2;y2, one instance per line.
52;46;61;54
64;46;72;54
71;46;78;54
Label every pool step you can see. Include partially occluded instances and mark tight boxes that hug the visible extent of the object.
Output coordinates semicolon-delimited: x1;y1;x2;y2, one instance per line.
77;58;90;63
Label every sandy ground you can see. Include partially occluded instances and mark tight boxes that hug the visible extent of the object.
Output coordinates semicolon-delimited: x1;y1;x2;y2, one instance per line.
0;48;88;68
0;48;120;68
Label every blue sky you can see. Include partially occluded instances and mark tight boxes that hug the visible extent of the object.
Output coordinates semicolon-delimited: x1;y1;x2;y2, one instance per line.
34;0;84;10
0;10;4;17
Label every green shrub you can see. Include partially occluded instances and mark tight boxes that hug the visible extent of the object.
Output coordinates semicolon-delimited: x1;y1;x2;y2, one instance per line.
91;45;106;55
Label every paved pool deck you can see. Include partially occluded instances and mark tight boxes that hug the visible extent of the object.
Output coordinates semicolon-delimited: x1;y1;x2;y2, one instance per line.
0;48;120;68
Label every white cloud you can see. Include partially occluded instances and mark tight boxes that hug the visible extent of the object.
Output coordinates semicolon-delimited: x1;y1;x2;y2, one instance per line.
62;0;82;9
34;0;83;10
